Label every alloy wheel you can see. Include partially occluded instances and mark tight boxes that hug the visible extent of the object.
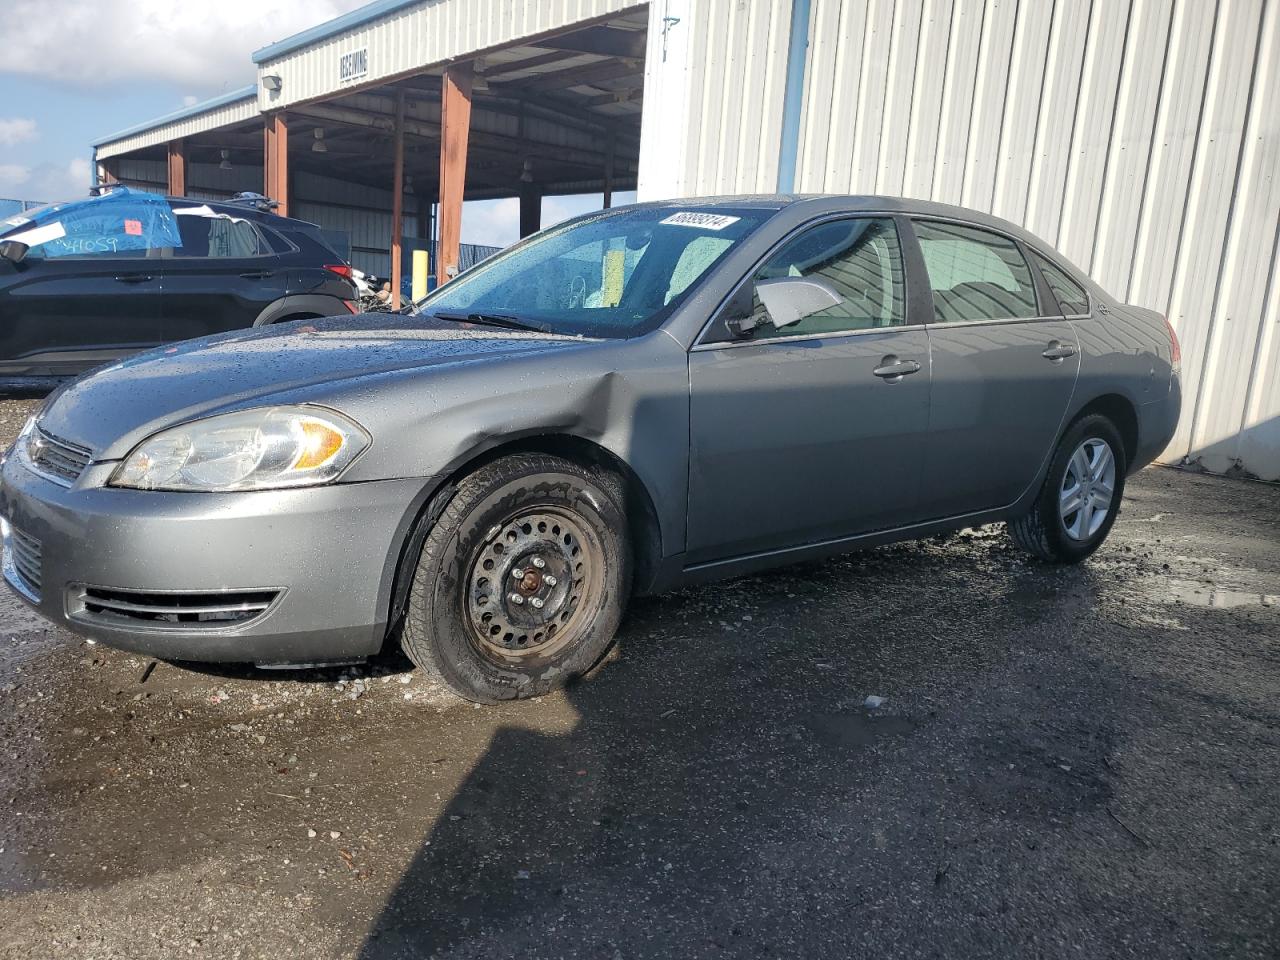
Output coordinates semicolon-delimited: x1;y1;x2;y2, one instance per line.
1059;437;1116;541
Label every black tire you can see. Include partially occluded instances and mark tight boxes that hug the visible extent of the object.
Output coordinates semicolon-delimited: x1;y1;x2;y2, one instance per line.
399;453;631;703
1008;413;1127;564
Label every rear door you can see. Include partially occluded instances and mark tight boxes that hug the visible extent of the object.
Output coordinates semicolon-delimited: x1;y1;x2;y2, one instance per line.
909;219;1079;517
160;205;287;342
686;216;932;563
0;219;162;376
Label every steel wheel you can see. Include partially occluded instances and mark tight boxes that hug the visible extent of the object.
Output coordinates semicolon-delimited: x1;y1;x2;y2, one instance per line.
464;507;604;665
1059;437;1116;541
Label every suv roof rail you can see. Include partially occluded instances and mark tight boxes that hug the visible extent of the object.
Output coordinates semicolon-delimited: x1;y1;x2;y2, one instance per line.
225;192;279;213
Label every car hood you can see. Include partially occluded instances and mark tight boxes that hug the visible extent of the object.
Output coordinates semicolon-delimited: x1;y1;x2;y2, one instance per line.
38;314;598;458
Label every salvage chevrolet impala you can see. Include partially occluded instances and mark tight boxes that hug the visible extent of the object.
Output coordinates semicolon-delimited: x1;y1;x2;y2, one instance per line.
0;196;1181;702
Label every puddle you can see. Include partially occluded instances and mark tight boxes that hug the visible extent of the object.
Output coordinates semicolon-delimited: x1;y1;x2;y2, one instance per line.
1165;579;1278;609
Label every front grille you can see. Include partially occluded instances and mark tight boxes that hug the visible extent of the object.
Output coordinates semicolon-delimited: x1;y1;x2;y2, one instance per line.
2;523;42;601
28;428;92;486
73;586;280;629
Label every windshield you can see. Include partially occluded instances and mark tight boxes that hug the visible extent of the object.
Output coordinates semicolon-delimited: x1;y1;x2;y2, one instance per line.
417;206;770;338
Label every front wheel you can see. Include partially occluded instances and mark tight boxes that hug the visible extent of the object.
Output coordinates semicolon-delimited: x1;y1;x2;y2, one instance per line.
1008;414;1126;563
398;453;631;703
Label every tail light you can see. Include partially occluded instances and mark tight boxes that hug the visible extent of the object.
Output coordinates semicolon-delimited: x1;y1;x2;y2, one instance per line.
341;300;359;314
1163;314;1181;373
324;264;353;280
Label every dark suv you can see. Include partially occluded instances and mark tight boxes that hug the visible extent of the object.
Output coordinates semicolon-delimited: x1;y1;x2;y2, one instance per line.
0;188;356;380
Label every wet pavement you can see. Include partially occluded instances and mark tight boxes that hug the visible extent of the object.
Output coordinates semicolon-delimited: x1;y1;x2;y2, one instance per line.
0;394;1276;959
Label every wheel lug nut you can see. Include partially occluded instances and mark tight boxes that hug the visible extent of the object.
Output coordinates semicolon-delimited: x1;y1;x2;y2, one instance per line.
511;568;524;579
531;557;546;569
509;593;524;605
543;575;558;587
530;597;545;609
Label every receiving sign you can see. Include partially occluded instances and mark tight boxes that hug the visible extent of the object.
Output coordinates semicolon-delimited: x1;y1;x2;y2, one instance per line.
660;212;741;230
339;47;369;84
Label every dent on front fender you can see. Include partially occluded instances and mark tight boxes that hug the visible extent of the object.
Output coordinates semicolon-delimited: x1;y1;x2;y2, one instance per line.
330;334;692;560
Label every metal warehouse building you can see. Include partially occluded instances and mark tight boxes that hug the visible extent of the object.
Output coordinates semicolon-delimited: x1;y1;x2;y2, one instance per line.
93;0;1279;481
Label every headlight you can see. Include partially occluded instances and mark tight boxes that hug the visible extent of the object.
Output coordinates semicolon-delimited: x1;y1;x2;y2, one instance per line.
110;406;370;492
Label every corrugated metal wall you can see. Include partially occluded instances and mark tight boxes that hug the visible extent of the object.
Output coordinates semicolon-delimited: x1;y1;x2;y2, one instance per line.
644;0;1279;480
801;0;1280;480
96;93;259;160
257;0;646;109
638;0;791;197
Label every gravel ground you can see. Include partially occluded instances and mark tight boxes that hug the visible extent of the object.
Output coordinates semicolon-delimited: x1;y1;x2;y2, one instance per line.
0;394;1276;959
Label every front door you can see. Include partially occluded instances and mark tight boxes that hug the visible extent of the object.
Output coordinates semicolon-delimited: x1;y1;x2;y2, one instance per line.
910;219;1080;517
0;247;162;376
686;216;931;564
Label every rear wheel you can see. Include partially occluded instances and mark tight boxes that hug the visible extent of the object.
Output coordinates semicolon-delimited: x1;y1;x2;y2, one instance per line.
1008;414;1126;563
399;454;631;702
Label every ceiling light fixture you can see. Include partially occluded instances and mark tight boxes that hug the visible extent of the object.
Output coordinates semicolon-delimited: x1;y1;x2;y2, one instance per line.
311;128;328;154
219;149;232;171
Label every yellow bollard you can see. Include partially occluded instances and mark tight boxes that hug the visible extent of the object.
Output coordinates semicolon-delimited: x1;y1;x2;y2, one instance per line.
411;249;430;303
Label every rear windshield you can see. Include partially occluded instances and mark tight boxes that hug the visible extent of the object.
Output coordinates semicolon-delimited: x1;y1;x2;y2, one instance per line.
417;206;771;338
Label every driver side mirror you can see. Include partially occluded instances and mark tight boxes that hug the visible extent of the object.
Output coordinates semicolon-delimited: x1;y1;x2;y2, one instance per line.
0;240;28;272
726;276;842;337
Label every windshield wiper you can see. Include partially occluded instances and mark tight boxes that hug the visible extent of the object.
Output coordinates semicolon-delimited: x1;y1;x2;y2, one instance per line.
430;311;551;334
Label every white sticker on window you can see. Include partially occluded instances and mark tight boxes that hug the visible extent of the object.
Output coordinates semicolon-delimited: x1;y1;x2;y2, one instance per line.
5;221;66;248
660;212;741;231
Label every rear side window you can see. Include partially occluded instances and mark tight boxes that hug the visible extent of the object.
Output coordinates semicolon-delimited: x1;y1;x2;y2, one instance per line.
1033;251;1090;316
170;206;269;258
914;221;1039;323
746;217;905;337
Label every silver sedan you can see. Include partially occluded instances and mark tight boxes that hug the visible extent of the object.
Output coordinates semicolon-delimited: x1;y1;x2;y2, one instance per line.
0;196;1181;702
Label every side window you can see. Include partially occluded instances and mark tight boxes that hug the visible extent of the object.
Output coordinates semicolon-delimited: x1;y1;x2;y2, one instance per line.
1033;251;1090;316
914;221;1040;323
170;208;269;258
746;217;905;338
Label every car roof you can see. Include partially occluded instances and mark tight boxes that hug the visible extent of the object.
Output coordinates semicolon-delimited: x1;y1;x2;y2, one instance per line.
627;193;1103;297
162;196;322;231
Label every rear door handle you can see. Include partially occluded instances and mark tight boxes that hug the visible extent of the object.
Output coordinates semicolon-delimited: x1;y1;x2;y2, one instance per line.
1042;341;1078;362
114;274;153;284
239;271;275;280
872;357;922;382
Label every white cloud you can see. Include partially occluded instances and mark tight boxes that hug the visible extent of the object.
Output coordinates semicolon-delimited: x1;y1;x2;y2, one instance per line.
461;197;520;247
0;157;93;203
1;1;370;93
0;118;38;147
0;164;32;190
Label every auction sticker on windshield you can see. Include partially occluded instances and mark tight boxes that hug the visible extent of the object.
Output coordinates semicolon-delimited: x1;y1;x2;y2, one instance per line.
660;212;741;230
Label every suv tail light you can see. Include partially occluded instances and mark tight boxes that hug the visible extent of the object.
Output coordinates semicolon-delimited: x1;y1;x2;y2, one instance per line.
324;264;353;280
1163;314;1181;373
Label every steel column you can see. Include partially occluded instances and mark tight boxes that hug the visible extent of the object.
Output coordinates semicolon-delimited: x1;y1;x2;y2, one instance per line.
437;62;473;285
166;139;187;197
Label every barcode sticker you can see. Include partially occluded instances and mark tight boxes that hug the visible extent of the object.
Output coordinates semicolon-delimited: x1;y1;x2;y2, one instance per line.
660;212;741;230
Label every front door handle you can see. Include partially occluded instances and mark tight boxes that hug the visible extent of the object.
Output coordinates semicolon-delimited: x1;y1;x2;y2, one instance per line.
872;356;922;383
1042;341;1078;362
114;274;153;284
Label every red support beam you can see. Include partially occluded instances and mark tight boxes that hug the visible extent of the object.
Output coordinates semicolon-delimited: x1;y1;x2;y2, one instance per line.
391;92;406;309
437;62;473;286
167;139;187;197
264;113;289;216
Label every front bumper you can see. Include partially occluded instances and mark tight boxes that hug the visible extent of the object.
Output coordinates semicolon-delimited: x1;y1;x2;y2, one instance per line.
0;456;431;664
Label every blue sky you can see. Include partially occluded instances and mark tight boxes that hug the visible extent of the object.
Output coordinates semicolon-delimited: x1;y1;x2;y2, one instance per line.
0;0;630;246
